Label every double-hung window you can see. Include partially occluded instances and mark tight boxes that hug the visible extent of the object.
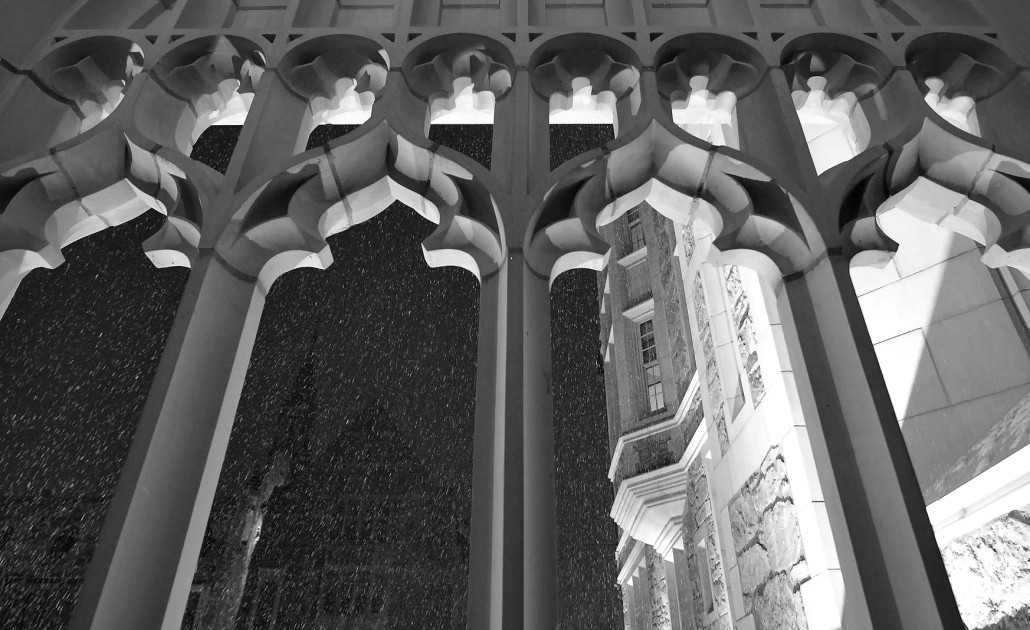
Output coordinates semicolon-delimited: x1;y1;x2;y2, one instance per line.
639;319;665;412
627;207;645;251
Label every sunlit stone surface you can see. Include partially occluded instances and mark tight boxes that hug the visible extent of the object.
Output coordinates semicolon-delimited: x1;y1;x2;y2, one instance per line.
0;211;187;627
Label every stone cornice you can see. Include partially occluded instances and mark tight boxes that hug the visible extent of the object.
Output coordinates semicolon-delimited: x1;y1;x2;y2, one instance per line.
608;370;700;482
610;397;709;559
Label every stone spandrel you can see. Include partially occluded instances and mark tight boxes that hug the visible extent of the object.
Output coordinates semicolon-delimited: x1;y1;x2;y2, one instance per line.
728;446;809;630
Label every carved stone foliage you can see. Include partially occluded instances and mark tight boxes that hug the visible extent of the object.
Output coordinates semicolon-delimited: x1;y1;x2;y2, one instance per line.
728;447;809;630
722;265;765;406
693;272;730;455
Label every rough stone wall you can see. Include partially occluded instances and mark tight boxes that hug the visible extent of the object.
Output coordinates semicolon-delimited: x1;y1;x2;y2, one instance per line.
728;447;809;630
941;510;1030;630
682;458;731;630
645;546;674;630
693;272;730;455
721;266;765;406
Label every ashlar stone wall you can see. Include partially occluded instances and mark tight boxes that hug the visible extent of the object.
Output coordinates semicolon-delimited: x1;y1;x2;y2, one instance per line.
682;458;731;630
728;446;810;630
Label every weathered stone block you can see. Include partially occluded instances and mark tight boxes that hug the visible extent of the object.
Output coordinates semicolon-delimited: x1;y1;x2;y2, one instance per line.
737;544;771;594
761;501;804;573
729;492;760;553
752;573;806;630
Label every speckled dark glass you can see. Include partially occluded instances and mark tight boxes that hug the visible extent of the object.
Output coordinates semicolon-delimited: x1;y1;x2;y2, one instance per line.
191;125;243;173
186;205;479;629
550;123;615;171
552;269;622;629
305;124;360;151
0;211;188;627
429;124;493;169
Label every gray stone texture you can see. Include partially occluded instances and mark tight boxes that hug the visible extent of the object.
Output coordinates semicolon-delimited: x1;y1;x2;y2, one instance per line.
681;459;732;630
693;271;730;455
722;265;765;406
941;510;1030;630
646;546;674;630
729;447;809;630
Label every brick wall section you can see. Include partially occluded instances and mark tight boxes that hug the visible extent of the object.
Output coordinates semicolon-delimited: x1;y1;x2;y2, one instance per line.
728;447;810;630
682;459;731;630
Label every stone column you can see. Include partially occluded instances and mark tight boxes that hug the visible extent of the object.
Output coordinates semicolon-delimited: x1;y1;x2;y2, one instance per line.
521;255;559;630
784;255;964;630
69;252;269;630
466;251;557;630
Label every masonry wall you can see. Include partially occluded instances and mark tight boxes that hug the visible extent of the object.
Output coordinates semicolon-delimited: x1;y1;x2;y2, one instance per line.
727;447;809;630
682;458;730;630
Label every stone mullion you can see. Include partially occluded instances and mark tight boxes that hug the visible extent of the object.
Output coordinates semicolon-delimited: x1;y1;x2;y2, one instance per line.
69;252;270;630
783;255;964;629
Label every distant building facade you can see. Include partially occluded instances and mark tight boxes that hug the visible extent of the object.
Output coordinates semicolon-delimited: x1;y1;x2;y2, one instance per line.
2;0;1030;629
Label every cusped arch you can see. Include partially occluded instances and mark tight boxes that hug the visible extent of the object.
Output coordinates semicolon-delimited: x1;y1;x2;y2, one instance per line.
0;123;204;318
217;120;504;294
655;33;767;101
279;34;389;128
780;33;894;96
842;117;1030;276
140;35;267;155
30;36;144;142
906;33;1018;101
529;33;642;133
528;121;819;287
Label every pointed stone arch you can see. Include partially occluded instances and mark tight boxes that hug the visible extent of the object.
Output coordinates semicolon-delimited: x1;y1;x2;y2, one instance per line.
843;117;1030;276
528;120;819;286
0;122;203;318
217;120;504;293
